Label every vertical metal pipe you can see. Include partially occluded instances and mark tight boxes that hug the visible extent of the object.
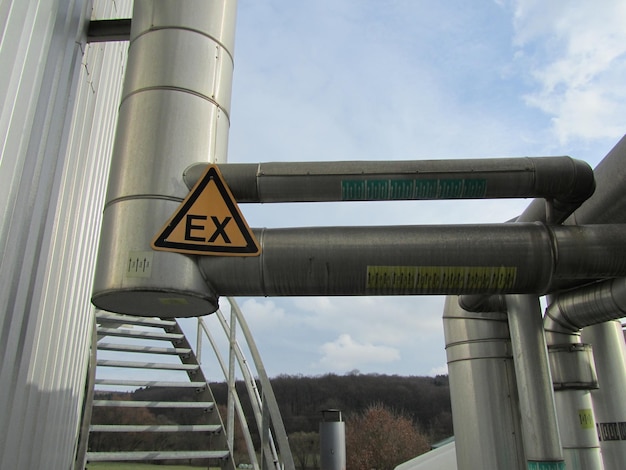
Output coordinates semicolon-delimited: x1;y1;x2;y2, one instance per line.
582;321;626;470
565;135;626;470
320;410;346;470
92;0;238;317
507;294;565;468
553;388;603;469
443;297;525;469
543;282;624;469
545;327;603;469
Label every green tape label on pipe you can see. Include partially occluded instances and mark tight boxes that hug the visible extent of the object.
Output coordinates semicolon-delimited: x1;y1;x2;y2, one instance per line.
527;461;565;470
366;266;517;292
341;178;487;200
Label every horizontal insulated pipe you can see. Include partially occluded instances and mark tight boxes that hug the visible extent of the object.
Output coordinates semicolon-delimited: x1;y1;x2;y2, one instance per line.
199;223;626;297
183;157;594;209
544;278;626;336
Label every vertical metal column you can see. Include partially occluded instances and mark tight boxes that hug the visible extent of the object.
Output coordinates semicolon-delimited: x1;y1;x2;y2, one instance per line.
544;293;604;469
564;134;626;470
443;296;525;470
582;321;626;470
92;0;238;317
507;295;565;469
320;410;346;470
548;341;603;469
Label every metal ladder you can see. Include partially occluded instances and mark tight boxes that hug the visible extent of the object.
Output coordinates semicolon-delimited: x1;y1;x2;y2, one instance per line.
85;311;235;468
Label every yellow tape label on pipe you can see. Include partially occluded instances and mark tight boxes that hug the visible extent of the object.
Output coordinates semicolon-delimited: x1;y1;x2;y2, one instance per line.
578;409;594;429
366;266;517;292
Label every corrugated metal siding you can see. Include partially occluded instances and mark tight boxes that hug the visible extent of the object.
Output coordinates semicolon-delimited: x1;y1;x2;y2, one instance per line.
0;0;130;468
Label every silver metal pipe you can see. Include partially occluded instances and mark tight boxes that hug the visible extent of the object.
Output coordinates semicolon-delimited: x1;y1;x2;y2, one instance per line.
463;136;626;307
92;0;238;317
443;297;525;470
319;410;346;470
455;137;626;469
567;135;626;225
184;156;594;209
539;241;626;467
458;293;507;313
446;151;594;468
541;277;626;469
460;264;607;465
519;135;626;295
508;136;626;468
520;135;626;225
517;135;626;226
506;295;565;466
561;136;626;469
547;335;603;469
199;223;626;297
582;321;626;470
545;278;626;336
553;387;604;469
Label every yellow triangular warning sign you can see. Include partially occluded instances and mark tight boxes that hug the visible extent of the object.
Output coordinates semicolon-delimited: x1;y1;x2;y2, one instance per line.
152;165;261;256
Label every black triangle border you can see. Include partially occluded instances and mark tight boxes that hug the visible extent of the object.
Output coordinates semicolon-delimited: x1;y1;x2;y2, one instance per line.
153;165;260;254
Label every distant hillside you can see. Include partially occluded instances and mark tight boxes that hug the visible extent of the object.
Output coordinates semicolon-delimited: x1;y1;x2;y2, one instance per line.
93;373;452;454
208;373;452;442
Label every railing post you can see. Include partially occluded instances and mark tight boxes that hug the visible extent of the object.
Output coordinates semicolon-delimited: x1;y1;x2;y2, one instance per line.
227;309;237;453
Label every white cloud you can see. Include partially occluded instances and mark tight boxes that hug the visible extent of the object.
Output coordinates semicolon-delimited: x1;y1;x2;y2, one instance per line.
292;296;444;347
511;0;626;143
314;334;400;372
240;298;287;328
212;295;449;377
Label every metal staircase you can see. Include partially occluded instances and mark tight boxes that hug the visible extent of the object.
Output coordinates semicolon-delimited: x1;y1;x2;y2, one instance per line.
85;311;235;468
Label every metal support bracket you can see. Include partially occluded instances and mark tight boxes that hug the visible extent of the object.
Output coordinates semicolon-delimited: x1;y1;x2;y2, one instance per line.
87;19;132;43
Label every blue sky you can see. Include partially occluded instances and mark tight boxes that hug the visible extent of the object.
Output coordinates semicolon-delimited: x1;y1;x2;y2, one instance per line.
182;0;626;380
232;0;626;156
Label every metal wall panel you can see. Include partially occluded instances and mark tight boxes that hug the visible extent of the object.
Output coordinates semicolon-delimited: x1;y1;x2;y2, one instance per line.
0;0;130;468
